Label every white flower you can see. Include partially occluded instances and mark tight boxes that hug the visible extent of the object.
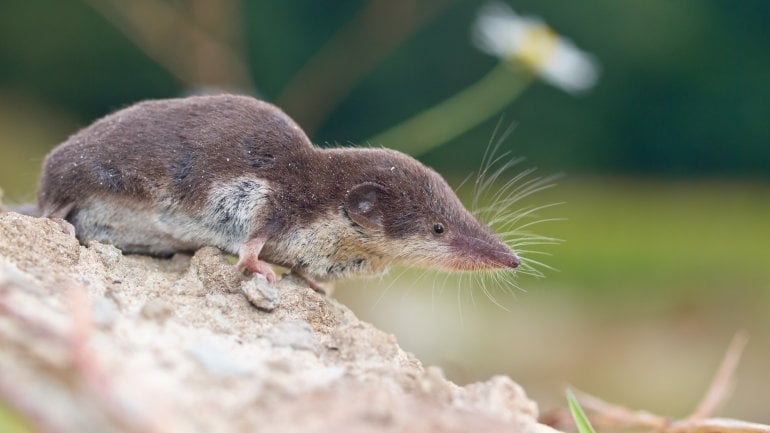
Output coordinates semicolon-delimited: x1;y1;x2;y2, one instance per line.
472;2;600;94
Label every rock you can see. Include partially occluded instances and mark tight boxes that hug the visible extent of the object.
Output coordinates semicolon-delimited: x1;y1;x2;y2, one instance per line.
0;212;559;433
240;274;280;311
88;240;123;268
187;340;254;377
190;246;243;293
141;298;175;323
91;295;120;328
264;319;318;350
0;212;81;271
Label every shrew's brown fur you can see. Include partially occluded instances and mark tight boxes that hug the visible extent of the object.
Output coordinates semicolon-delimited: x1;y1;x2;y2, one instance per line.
38;94;519;282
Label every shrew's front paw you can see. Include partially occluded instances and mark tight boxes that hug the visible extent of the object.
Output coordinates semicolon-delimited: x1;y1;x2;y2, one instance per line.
234;259;277;284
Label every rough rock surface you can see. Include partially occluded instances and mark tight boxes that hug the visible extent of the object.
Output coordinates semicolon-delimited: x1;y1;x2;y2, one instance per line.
0;211;559;433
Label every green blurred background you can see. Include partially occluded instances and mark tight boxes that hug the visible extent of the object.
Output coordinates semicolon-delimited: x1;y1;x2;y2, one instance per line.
1;0;768;423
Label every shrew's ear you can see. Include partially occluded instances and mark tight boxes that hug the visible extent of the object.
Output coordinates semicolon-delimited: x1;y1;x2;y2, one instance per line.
344;182;385;230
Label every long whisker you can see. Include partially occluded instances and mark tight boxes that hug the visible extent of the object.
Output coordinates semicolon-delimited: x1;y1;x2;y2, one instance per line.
465;129;562;306
378;126;561;313
372;266;412;310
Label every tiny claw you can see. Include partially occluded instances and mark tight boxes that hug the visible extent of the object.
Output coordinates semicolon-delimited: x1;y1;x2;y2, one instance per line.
234;258;277;285
236;237;276;284
263;266;277;285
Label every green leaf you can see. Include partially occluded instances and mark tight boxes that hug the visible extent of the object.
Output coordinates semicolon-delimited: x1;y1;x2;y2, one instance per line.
566;389;598;433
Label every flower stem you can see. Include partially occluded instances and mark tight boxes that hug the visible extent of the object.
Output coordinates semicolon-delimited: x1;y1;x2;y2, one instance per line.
367;62;534;156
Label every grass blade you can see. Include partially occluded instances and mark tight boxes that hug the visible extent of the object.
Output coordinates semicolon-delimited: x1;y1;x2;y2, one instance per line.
566;389;597;433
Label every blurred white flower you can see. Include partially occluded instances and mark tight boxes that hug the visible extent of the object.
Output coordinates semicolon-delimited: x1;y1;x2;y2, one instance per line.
472;2;599;94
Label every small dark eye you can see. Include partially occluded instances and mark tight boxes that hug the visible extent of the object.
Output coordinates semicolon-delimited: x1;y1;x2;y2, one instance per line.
433;223;445;234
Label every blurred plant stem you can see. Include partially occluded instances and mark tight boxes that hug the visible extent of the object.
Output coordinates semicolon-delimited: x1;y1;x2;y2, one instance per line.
277;0;453;135
82;0;253;92
368;62;533;157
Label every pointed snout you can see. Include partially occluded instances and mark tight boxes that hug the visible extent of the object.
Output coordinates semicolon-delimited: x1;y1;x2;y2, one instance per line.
505;252;521;269
488;246;520;269
449;233;520;271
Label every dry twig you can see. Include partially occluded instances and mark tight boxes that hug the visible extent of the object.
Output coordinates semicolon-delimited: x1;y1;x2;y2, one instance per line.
542;332;769;433
690;331;748;420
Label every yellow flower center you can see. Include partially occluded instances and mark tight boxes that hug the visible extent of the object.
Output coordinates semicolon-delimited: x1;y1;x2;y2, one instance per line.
517;25;559;71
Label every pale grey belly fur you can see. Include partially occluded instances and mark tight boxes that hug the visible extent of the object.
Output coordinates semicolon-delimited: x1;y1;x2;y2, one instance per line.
70;177;270;256
262;217;390;279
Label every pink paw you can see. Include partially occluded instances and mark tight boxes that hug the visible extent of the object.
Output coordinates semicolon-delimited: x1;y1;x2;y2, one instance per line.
234;259;276;284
